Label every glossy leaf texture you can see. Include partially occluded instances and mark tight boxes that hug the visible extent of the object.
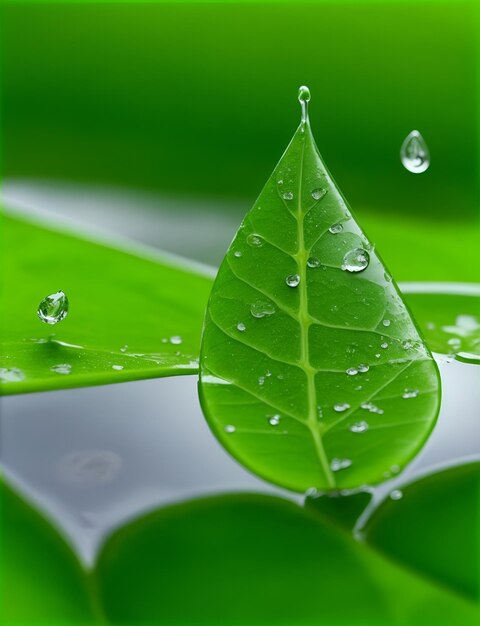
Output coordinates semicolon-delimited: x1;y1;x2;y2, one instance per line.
0;213;212;395
96;493;479;625
364;462;480;601
199;111;441;492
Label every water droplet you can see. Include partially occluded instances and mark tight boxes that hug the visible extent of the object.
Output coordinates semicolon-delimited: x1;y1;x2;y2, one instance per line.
0;367;25;383
112;365;124;371
390;489;403;501
402;389;419;399
286;274;300;287
350;421;369;433
357;363;369;373
361;402;384;415
346;367;358;376
330;458;352;472
247;234;264;247
333;402;350;412
400;130;430;174
237;323;246;332
329;223;343;234
298;85;310;123
170;336;182;345
311;188;327;201
224;425;236;434
234;250;242;258
282;191;294;200
305;487;319;498
342;248;370;273
268;414;281;426
381;342;389;349
250;300;276;318
391;465;401;474
382;319;391;327
51;363;72;375
37;290;69;325
307;257;321;268
120;345;128;353
355;385;363;391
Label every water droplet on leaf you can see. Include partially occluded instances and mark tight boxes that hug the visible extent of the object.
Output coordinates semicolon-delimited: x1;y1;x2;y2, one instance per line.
390;489;403;501
333;402;350;412
170;336;182;345
37;290;69;325
224;425;236;434
286;274;300;287
51;363;72;375
0;367;25;383
357;363;369;373
329;223;343;234
247;234;264;247
237;323;246;332
330;458;352;472
112;365;124;371
350;421;369;433
307;257;320;268
311;188;327;201
346;367;358;376
382;319;391;327
342;248;370;273
268;414;281;426
251;300;276;318
402;389;419;399
282;191;294;200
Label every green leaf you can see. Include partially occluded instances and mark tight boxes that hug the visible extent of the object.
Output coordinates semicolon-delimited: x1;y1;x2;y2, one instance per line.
199;94;441;492
96;493;479;625
0;213;212;395
364;462;480;601
0;480;96;623
403;289;480;361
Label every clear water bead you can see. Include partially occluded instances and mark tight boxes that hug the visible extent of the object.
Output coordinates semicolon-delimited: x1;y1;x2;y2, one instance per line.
357;363;369;373
282;191;294;200
342;248;370;273
350;421;369;433
333;403;350;412
37;290;69;325
311;188;327;201
286;274;300;288
50;363;72;375
112;365;124;371
268;414;281;426
224;425;236;434
170;336;182;345
402;389;419;399
330;458;352;472
234;250;242;258
251;300;276;318
237;323;246;332
346;367;358;376
381;342;389;349
0;367;25;383
307;257;320;268
329;223;343;234
400;130;430;174
247;234;264;247
390;489;403;501
382;319;391;327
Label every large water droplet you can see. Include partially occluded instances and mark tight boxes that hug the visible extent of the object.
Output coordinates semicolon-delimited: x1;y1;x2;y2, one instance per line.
0;367;25;383
329;223;343;234
247;234;264;248
346;367;358;376
251;300;276;318
37;290;69;324
333;402;350;412
342;248;370;273
400;130;430;174
286;274;300;288
311;188;327;201
350;420;369;433
307;257;320;268
298;85;310;123
357;363;369;373
330;458;352;472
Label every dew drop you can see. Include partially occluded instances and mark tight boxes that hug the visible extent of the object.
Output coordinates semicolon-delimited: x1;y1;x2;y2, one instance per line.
357;363;369;373
224;425;236;434
381;342;389;349
0;367;25;383
329;223;343;234
350;420;369;433
298;85;310;123
112;365;124;371
286;274;300;288
247;234;264;248
400;130;430;174
342;248;370;273
234;250;242;258
330;458;352;472
120;345;128;353
250;300;276;318
258;376;265;386
333;402;350;412
382;319;391;327
307;257;320;268
170;336;182;345
402;389;419;399
37;290;69;325
346;367;358;376
51;363;72;375
237;323;246;332
282;191;294;200
311;188;327;201
390;489;403;501
268;414;281;426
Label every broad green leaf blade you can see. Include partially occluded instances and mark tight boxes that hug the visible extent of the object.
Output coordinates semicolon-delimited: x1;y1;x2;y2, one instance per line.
199;103;440;492
1;480;96;622
364;462;480;602
96;493;480;625
0;213;212;395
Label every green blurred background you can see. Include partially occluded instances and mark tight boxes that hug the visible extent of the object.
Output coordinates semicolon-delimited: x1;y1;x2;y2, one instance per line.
1;0;479;273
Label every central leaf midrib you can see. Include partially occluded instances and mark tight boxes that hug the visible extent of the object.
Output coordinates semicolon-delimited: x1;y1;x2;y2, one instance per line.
295;128;336;489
